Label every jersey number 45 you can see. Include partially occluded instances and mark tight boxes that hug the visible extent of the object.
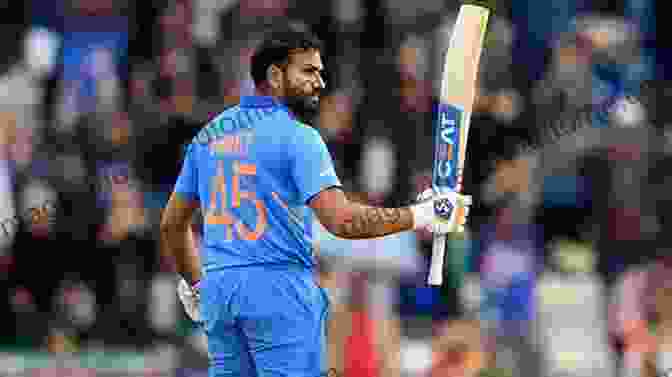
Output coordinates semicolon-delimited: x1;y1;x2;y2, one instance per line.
206;159;267;241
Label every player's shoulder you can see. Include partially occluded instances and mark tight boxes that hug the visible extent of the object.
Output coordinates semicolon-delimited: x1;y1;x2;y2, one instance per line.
191;105;242;146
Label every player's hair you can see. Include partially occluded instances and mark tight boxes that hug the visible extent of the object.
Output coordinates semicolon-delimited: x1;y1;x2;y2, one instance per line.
250;22;324;87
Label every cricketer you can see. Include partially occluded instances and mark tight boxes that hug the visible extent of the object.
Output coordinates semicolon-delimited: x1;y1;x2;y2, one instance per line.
160;23;471;377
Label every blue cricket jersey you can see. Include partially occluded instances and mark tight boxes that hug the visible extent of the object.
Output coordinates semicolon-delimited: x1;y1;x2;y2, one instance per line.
173;96;342;271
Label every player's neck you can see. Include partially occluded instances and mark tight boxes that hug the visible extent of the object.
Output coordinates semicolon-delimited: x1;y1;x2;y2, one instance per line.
254;84;283;99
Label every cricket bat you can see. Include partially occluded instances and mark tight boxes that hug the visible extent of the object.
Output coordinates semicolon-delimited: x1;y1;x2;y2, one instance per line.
427;1;491;286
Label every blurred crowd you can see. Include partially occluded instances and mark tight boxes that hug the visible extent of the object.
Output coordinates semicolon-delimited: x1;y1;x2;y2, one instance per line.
0;0;668;376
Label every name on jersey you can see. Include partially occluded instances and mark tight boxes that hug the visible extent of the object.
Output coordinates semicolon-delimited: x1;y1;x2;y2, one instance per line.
210;132;253;157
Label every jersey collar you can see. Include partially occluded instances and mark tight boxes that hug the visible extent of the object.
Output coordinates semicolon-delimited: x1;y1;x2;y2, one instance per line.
240;96;281;108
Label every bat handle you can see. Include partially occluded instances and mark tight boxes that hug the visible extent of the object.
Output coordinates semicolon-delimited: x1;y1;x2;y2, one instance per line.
428;234;446;286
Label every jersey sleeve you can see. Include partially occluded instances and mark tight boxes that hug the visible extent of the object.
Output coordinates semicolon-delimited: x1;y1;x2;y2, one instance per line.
174;143;200;201
291;126;342;204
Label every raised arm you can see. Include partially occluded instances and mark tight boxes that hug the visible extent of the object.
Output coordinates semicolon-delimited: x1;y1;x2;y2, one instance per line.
309;187;414;240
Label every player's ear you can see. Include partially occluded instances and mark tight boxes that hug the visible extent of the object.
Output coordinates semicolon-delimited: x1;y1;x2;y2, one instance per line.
267;64;284;91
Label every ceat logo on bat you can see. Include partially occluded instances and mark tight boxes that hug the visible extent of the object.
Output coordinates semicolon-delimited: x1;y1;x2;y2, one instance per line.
434;104;462;188
440;112;456;144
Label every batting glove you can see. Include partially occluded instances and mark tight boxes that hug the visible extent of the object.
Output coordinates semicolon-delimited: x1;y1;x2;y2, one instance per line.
410;188;472;234
177;278;202;324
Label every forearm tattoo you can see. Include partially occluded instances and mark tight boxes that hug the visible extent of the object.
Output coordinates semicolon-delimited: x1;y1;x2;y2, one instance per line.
336;205;413;239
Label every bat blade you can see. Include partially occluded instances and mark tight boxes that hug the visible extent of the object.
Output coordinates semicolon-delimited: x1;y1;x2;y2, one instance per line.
428;4;490;286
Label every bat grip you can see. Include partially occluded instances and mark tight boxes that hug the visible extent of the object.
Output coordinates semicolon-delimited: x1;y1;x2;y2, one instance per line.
428;234;446;286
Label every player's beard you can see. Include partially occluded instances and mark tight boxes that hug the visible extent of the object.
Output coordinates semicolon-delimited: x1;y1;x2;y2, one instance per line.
283;81;320;125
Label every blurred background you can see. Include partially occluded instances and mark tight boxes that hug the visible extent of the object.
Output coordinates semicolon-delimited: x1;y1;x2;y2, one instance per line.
0;0;667;376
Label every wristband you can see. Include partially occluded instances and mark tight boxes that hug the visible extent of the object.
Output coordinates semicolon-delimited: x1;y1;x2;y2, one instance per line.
410;200;434;230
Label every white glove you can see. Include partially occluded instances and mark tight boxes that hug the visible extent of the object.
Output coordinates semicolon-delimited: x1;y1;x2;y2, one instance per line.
177;278;201;323
410;188;472;234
